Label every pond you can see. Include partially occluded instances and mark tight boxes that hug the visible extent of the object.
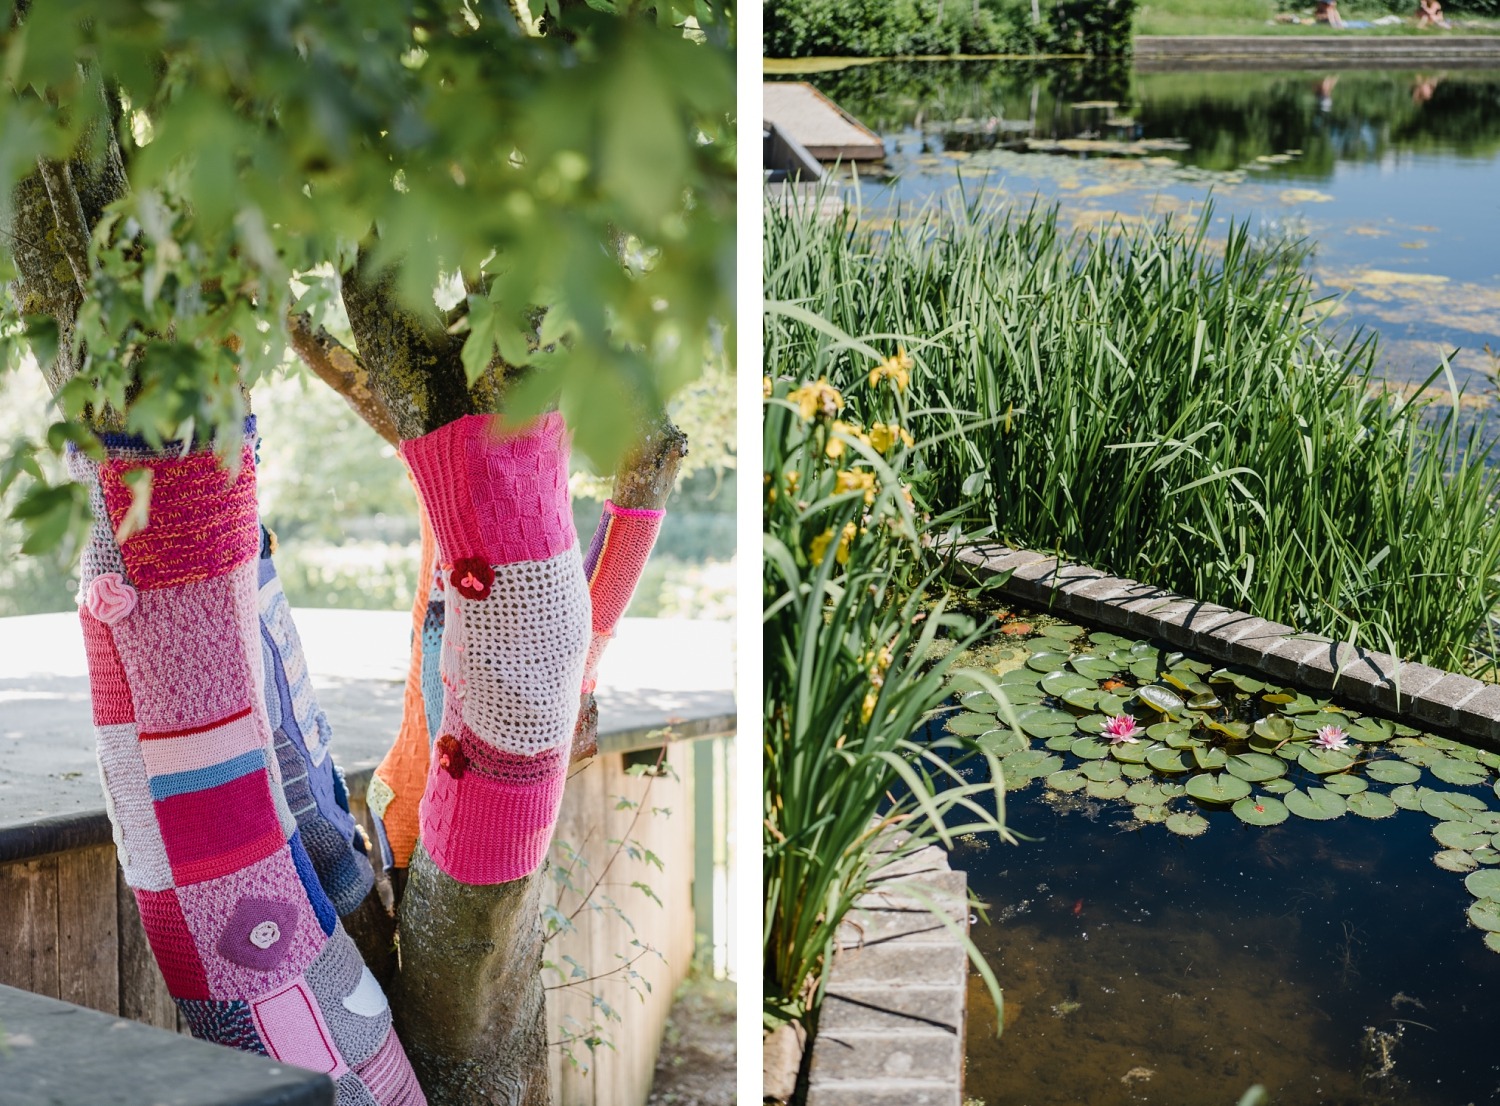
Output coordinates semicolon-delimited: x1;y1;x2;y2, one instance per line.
768;60;1500;398
926;613;1500;1105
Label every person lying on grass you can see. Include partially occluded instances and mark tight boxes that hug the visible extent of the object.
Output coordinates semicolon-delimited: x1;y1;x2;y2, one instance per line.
1418;0;1452;28
1316;0;1346;27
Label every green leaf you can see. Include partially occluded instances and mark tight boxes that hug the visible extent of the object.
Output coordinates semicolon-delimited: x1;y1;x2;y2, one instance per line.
1225;753;1287;783
1185;773;1250;804
1345;791;1397;819
1231;795;1288;826
1165;811;1209;837
1365;759;1421;786
1284;787;1346;821
1466;869;1500;901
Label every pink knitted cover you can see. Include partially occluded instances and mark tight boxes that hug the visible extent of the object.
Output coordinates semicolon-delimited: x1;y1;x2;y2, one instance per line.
399;413;589;885
579;500;664;694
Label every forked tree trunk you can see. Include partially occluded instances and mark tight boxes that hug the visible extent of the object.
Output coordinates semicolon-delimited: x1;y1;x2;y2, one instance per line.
11;126;688;1105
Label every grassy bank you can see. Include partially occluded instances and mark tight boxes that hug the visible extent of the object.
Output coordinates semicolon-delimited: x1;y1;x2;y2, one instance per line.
1137;0;1500;35
765;200;1500;675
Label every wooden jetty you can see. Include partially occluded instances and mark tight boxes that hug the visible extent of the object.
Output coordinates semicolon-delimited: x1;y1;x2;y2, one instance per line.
763;81;886;162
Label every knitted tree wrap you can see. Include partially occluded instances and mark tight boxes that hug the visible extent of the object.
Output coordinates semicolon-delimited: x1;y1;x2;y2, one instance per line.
399;413;589;884
70;423;422;1105
579;499;664;692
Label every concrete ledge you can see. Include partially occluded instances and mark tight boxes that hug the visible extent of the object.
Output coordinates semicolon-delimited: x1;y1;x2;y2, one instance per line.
954;544;1500;752
1134;34;1500;71
0;982;332;1105
808;846;969;1106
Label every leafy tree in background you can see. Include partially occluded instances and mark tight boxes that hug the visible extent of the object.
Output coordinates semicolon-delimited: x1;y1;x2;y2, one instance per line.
0;1;732;1102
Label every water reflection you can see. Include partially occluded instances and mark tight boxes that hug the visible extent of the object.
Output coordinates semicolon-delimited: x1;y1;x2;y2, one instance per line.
768;62;1500;393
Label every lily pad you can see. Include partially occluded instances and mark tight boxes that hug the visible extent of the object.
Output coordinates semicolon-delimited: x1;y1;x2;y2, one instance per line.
1345;717;1394;744
1121;762;1154;780
1002;749;1064;782
1253;716;1293;743
1225;753;1287;783
1061;686;1104;710
1421;791;1483;822
1046;769;1088;793
1203;719;1249;741
1390;784;1423;811
978;730;1030;757
1000;666;1043;686
1430;759;1490;788
1126;781;1172;806
1322;774;1368;796
1192;746;1229;771
1040;622;1084;642
1487;932;1500;954
1146;746;1190;773
1474;846;1500;866
1045;734;1077;751
1081;760;1122;782
1260;777;1295;795
1015;706;1082;739
1086;778;1130;800
1110;740;1150;764
1468;899;1500;932
1285;787;1346;821
1042;670;1094;697
1026;650;1073;673
1346;791;1397;819
1466;870;1500;901
1276;693;1326;715
1365;759;1421;785
948;712;1000;736
1130;657;1162;682
1133;803;1170;823
1089;631;1136;651
1186;773;1251;804
1298;748;1356;776
1165;811;1209;837
1434;849;1479;873
1433;822;1490;851
1070;655;1120;681
1095;693;1130;716
1165;729;1202;750
1231;795;1288;826
959;692;1001;712
1137;684;1186;716
1187;689;1222;711
1222;670;1269;693
1071;737;1110;760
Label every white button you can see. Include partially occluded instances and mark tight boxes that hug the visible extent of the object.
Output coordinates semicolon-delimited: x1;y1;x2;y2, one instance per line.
250;921;281;949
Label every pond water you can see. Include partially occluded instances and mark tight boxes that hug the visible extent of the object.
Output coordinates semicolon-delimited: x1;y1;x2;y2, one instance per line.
924;614;1500;1105
769;61;1500;397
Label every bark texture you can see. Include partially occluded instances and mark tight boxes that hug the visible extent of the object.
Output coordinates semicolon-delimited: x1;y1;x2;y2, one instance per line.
390;846;551;1106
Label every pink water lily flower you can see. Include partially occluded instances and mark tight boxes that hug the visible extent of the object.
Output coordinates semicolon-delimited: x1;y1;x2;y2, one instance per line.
1313;724;1350;751
1102;714;1141;744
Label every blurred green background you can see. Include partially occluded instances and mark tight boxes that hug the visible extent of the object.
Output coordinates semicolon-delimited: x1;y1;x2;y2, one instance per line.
0;363;735;621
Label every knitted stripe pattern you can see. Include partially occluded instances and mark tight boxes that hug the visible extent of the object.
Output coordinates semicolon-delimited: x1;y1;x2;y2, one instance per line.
257;531;375;915
368;495;437;870
579;499;664;693
70;422;422;1104
399;413;590;884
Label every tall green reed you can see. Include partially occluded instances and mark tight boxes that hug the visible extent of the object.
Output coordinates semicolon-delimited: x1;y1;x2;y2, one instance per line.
763;362;1014;1023
766;197;1500;675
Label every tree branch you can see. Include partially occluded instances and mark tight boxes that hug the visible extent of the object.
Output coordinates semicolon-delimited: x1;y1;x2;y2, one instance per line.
571;414;688;762
285;310;400;445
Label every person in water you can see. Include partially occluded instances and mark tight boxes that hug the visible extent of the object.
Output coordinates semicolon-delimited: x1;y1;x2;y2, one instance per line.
1417;0;1452;28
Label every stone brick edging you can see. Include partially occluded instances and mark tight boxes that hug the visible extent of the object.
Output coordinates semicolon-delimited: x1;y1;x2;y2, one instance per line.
806;843;970;1106
958;544;1500;752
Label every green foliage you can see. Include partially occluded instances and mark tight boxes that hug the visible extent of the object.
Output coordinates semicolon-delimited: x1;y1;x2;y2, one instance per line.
765;198;1500;675
764;0;1133;58
0;0;734;554
762;358;1014;1014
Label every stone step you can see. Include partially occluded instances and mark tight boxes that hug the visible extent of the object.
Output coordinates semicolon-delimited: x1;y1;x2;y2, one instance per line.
805;1078;961;1106
819;983;964;1033
825;938;968;991
808;1027;960;1083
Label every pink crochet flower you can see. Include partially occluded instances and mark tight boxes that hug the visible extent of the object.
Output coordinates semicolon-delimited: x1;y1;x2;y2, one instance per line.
1313;725;1349;751
85;572;137;625
1102;714;1141;744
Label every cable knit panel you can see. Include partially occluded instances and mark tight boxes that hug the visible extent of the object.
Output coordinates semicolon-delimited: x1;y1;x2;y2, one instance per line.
399;413;589;885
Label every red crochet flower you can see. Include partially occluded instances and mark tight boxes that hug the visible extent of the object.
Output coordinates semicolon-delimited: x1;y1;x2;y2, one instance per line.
449;558;494;601
436;733;468;779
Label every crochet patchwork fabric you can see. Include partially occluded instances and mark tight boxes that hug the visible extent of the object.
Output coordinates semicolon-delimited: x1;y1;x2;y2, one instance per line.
398;413;590;884
257;525;375;915
71;420;422;1104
